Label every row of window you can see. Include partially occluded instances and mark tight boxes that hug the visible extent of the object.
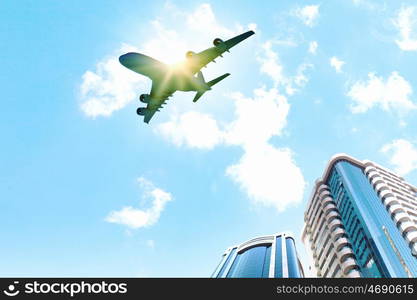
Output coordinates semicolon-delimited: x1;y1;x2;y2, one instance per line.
365;166;417;260
328;168;371;276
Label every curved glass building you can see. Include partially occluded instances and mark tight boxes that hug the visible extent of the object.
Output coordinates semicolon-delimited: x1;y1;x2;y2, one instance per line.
212;233;304;278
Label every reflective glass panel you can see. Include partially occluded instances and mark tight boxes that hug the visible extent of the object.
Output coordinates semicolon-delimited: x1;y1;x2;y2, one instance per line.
275;236;283;277
285;237;301;278
226;245;271;278
216;247;236;278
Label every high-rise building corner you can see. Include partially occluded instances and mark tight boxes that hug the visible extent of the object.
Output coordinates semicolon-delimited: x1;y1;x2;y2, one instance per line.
302;153;417;278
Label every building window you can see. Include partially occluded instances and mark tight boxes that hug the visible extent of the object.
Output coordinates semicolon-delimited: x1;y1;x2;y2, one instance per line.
286;238;301;278
226;244;271;278
331;265;341;278
216;247;236;278
275;236;283;277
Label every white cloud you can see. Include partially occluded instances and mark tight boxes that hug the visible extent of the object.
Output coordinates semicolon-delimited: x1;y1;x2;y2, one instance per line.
393;6;417;51
308;41;318;54
156;87;289;148
185;3;237;37
156;111;223;149
226;144;305;212
329;56;345;73
257;41;287;88
381;139;417;176
347;72;416;114
105;177;172;229
294;63;313;88
80;44;145;118
224;88;289;147
224;89;304;211
293;5;320;27
155;87;305;212
257;41;313;95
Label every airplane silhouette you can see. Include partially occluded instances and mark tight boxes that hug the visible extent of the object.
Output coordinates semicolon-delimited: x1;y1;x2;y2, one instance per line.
119;30;255;123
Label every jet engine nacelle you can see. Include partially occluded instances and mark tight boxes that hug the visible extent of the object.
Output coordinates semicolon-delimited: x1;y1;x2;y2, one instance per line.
185;51;196;59
213;38;224;47
137;107;147;116
140;94;150;103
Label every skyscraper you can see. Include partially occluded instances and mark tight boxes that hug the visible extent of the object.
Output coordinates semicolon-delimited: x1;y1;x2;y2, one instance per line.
302;154;417;278
212;233;304;278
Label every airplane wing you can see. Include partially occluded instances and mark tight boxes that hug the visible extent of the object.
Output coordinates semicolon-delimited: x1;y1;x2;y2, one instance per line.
187;30;255;74
142;81;174;123
119;52;168;80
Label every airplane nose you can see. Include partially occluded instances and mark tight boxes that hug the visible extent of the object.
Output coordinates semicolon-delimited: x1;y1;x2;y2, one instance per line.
119;52;148;69
119;52;159;72
119;53;134;68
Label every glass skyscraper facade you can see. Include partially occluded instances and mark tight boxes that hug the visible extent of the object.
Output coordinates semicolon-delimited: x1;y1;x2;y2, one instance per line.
302;154;417;278
212;233;304;278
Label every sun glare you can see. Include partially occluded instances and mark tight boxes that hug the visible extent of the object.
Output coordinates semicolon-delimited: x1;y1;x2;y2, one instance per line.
152;45;188;65
142;31;205;66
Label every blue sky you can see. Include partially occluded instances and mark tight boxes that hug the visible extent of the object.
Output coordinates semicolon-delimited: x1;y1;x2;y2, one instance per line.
2;0;417;277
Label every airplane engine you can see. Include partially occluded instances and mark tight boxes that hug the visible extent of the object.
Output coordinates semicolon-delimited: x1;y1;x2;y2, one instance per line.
185;51;195;58
137;107;147;116
140;94;150;103
213;38;224;47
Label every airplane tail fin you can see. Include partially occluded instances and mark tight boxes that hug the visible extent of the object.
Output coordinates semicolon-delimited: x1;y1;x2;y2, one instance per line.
193;73;231;102
197;71;205;83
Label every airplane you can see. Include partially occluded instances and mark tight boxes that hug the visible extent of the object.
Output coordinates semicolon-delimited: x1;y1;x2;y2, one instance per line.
119;30;255;123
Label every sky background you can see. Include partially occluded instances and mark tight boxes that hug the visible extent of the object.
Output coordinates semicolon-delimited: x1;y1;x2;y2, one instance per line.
2;0;417;277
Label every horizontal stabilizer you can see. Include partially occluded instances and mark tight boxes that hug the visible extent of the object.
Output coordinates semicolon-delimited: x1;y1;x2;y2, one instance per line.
193;73;231;102
192;91;205;103
208;73;230;87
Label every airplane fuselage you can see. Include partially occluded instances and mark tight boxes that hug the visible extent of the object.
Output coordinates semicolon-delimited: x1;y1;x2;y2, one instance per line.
156;64;208;92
